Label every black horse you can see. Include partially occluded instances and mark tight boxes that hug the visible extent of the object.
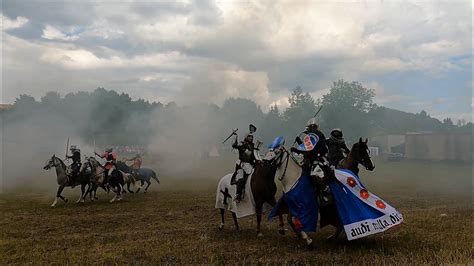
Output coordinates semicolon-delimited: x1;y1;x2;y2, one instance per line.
216;152;285;237
321;138;375;240
116;161;159;193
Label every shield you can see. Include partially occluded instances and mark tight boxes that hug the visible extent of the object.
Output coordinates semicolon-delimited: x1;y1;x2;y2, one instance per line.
296;133;319;151
268;136;285;149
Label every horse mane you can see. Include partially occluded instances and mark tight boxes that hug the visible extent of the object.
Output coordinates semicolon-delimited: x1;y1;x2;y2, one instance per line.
54;156;66;168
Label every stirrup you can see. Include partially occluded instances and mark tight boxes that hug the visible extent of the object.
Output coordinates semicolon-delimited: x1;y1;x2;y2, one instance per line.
234;195;242;203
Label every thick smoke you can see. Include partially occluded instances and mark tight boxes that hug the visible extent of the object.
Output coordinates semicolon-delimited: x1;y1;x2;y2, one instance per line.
0;91;264;192
1;85;471;199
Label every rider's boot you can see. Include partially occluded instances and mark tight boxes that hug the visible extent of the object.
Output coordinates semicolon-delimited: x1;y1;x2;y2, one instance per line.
230;164;240;185
70;174;76;188
234;174;248;203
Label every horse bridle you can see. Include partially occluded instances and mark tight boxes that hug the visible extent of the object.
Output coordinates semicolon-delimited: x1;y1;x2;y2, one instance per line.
354;145;372;170
274;147;300;181
50;156;60;168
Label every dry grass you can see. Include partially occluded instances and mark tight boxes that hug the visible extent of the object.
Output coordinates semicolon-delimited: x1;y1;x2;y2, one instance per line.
0;160;472;264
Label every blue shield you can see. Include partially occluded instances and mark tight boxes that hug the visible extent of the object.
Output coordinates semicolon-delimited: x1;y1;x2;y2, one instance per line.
268;136;285;149
297;133;319;151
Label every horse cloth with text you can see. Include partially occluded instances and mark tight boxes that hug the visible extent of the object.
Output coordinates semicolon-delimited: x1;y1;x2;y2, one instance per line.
329;169;404;240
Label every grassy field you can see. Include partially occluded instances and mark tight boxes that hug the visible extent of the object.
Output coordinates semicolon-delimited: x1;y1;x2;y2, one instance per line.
0;159;472;264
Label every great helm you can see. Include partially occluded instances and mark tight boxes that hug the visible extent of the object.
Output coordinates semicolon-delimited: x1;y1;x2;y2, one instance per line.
330;128;343;139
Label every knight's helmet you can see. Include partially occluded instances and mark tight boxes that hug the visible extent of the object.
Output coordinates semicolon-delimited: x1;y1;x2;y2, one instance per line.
330;128;344;141
306;117;319;132
105;147;113;153
244;124;257;143
70;145;80;153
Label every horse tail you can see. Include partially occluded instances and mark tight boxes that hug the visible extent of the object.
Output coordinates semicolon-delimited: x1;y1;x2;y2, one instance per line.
151;171;160;184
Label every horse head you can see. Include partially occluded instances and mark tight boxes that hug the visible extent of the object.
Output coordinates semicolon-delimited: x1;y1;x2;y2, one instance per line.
43;154;58;170
269;144;303;193
352;138;375;171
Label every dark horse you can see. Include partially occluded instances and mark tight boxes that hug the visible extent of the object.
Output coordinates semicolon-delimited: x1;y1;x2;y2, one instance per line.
43;154;91;207
133;168;160;193
116;161;137;194
116;161;159;193
215;154;285;237
106;161;135;202
321;137;375;240
83;158;134;203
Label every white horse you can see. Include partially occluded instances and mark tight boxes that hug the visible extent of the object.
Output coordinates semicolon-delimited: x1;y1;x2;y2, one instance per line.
272;146;315;249
43;154;91;207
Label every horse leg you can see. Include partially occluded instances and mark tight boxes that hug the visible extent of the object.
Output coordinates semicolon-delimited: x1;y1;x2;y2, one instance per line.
94;186;99;200
300;231;314;250
127;182;134;194
255;201;263;237
51;186;61;207
117;184;123;201
59;186;68;202
77;184;85;203
136;180;144;193
144;180;151;193
278;215;286;235
286;213;313;249
218;208;225;231
231;212;240;231
287;214;300;237
110;186;118;203
84;184;92;201
52;185;67;207
81;184;88;202
328;225;343;241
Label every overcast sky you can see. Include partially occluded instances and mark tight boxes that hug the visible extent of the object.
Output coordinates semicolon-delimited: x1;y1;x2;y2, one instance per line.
1;0;472;121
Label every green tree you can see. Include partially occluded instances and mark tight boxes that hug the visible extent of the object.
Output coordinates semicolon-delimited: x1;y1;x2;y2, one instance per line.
260;104;284;142
41;91;61;106
321;80;376;141
283;86;317;137
14;94;38;108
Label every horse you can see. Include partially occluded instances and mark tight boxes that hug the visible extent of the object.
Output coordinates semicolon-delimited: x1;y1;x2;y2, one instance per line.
339;137;375;174
84;157;134;203
323;137;376;240
116;161;138;193
271;145;316;249
132;168;160;193
83;156;109;201
216;153;285;237
43;154;91;207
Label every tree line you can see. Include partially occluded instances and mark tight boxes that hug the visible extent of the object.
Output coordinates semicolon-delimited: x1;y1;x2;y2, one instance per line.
2;80;470;148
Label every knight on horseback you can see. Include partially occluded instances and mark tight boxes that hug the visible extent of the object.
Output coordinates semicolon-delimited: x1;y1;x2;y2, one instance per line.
66;145;81;187
95;147;117;183
126;153;142;170
231;124;258;203
291;117;333;205
326;128;350;167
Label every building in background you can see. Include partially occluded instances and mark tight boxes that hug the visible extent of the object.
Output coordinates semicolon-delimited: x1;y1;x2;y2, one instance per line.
405;133;473;162
370;135;406;154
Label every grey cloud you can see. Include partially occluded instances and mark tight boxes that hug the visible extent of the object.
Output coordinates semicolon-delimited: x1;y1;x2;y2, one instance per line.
1;0;472;120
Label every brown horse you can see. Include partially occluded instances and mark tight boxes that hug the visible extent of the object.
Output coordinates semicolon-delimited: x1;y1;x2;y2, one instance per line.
322;137;375;240
216;155;285;237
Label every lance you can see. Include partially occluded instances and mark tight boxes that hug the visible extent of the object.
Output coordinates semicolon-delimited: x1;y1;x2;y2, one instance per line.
222;128;238;144
65;138;70;159
313;105;323;118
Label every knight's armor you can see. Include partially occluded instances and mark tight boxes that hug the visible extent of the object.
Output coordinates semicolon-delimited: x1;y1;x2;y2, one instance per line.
99;148;117;179
67;145;81;186
231;134;257;202
293;118;333;206
327;128;350;167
